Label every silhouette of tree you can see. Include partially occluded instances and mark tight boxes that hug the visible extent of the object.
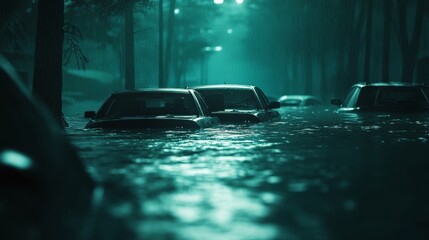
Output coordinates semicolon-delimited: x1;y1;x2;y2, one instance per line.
32;0;66;127
395;0;427;82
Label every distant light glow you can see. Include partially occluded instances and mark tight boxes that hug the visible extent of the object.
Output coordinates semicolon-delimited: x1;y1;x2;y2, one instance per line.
214;0;224;4
236;0;244;4
0;150;33;170
227;28;233;34
203;46;212;52
214;46;223;52
174;8;180;14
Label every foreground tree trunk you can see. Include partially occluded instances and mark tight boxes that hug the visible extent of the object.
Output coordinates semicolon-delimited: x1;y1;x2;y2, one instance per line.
32;0;66;127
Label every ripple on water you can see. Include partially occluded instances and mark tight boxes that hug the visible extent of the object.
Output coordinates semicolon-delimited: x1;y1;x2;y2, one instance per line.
65;110;429;240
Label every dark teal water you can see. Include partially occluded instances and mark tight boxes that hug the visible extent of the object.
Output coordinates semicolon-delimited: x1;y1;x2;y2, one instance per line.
66;107;429;240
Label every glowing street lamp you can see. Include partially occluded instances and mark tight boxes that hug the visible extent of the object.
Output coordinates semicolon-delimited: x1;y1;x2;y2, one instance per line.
214;0;224;4
174;8;180;15
236;0;244;4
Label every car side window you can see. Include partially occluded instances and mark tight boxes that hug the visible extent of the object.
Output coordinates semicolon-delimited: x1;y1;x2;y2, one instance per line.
343;87;360;108
356;87;378;107
377;87;428;106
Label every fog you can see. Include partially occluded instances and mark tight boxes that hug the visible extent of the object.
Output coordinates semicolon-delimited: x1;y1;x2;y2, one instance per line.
1;1;429;240
2;0;428;106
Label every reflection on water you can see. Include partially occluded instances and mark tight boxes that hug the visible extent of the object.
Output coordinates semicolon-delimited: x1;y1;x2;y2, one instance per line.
66;108;429;240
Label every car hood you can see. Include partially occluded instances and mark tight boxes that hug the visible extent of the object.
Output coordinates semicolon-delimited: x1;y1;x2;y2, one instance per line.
86;115;205;129
210;110;264;123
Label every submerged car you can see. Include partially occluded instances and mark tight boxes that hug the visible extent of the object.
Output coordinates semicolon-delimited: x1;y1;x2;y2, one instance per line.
85;89;220;129
331;82;429;113
278;95;321;107
192;84;280;123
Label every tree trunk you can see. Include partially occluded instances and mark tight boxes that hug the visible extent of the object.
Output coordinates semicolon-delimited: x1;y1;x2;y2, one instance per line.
164;0;176;87
364;0;373;82
320;54;328;103
305;51;313;94
32;0;65;127
124;5;135;90
345;1;365;89
382;0;392;82
159;0;165;87
396;0;424;83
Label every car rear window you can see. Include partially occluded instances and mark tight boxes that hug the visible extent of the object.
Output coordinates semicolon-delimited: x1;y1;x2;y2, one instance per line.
197;89;260;110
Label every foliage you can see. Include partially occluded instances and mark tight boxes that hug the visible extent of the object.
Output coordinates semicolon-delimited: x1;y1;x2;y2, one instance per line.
169;0;223;86
63;23;89;69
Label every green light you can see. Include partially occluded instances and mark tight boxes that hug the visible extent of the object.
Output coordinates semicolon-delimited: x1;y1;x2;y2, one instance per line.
174;8;180;14
0;150;33;170
214;0;224;4
236;0;244;4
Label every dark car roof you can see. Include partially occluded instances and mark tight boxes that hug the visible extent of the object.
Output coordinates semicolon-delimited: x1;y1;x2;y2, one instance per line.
111;88;194;96
352;82;428;88
192;84;256;90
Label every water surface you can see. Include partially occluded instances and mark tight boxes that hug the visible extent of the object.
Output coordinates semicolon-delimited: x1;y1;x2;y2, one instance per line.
67;107;429;240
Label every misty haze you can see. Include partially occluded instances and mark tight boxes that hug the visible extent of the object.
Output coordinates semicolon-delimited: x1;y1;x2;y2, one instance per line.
1;0;429;240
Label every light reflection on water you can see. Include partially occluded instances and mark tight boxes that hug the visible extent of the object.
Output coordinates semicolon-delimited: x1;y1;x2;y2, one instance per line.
66;108;429;240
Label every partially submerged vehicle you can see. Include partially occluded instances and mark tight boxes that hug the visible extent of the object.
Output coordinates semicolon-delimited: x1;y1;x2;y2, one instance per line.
278;95;321;107
192;84;280;124
331;82;429;113
85;89;220;129
1;54;98;239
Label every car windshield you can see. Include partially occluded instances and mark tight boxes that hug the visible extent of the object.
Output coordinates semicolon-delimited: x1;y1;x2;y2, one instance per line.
376;87;429;107
99;92;198;118
197;88;260;110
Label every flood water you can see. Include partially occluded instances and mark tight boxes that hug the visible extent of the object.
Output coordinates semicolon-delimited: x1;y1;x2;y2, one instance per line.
66;107;429;240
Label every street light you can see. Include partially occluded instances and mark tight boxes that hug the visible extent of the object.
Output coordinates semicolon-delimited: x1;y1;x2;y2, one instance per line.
214;0;244;4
